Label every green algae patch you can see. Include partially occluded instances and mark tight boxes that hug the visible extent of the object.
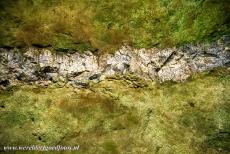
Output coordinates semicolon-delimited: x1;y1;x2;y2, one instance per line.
0;69;230;153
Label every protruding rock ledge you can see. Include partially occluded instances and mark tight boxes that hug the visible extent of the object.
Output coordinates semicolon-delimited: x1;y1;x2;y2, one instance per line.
0;37;229;89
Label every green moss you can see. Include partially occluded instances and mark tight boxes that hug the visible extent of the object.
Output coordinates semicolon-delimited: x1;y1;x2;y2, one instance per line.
103;141;119;154
206;132;230;152
205;104;230;151
0;69;230;153
0;0;229;52
53;34;93;53
0;111;29;126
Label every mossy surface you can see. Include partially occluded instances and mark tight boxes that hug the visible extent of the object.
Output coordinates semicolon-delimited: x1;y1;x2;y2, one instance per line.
0;68;230;153
0;0;229;53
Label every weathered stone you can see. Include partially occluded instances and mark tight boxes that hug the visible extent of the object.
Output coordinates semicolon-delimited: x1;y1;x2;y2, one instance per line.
0;37;229;86
73;80;89;88
0;79;10;87
89;74;101;80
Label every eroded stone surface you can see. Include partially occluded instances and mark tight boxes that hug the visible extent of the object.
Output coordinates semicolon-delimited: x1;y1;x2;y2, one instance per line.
0;38;229;88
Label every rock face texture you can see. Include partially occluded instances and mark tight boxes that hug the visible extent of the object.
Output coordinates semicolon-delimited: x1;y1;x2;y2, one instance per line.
0;37;229;88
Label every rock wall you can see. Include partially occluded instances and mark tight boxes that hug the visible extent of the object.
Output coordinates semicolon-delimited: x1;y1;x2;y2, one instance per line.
0;37;229;88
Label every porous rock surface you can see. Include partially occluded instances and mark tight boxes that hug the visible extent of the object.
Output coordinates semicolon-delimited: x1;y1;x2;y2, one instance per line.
0;37;229;88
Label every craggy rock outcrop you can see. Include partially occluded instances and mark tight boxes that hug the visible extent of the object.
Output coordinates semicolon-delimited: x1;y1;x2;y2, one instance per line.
0;36;229;88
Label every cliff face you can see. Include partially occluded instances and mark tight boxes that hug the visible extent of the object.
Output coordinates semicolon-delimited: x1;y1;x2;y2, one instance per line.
0;36;229;89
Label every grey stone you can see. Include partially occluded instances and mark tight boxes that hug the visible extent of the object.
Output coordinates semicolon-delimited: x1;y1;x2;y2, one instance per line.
0;36;229;86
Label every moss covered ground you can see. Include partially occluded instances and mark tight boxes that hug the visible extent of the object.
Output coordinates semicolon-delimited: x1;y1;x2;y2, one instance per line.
0;68;229;153
0;0;229;53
